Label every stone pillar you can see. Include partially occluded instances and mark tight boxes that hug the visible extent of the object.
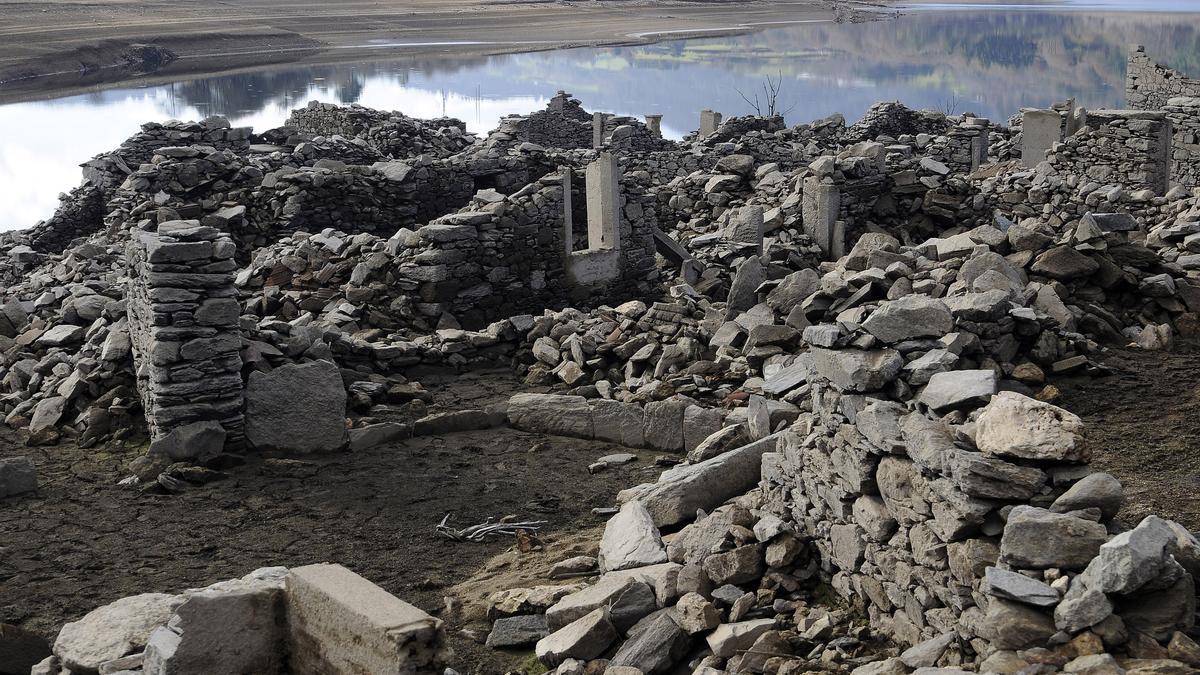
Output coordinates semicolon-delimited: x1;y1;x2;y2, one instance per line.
585;152;621;251
562;167;574;255
127;220;245;452
727;205;764;254
549;90;570;113
1021;108;1063;168
969;118;990;171
699;109;722;137
592;112;607;149
802;177;840;259
645;114;663;138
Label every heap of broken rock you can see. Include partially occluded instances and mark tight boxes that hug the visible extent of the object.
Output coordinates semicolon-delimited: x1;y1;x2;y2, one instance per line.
4;48;1200;674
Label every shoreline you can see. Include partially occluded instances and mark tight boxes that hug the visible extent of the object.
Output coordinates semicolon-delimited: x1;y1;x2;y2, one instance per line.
0;0;893;106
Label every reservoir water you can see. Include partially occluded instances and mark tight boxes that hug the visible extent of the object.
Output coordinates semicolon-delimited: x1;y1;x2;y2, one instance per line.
1;0;1197;229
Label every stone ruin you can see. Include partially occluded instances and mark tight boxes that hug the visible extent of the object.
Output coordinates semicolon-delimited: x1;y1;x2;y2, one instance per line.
3;83;1200;674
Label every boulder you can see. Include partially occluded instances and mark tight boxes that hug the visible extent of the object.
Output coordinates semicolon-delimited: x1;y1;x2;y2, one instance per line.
245;360;347;453
147;421;226;463
507;393;593;439
0;456;38;498
486;615;550;648
1051;473;1123;520
599;501;668;572
53;593;183;674
607;611;690;674
976;392;1087;462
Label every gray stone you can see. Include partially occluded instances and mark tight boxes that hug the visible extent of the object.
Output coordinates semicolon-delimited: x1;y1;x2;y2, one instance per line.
984;567;1060;608
1031;246;1100;280
727;257;766;317
536;608;617;667
811;347;904;392
607;611;689;674
1082;515;1186;595
591;399;645;447
545;575;656;633
673;593;719;634
976;392;1087;462
1051;473;1123;520
245;360;347;453
1054;582;1113;633
0;456;38;498
1000;506;1109;569
35;325;85;348
487;615;549;648
508;393;593;439
705;619;775;658
148;421;225;463
617;432;781;528
901;633;955;669
54;593;183;674
599;501;668;572
862;296;953;344
701;545;763;586
919;369;997;411
984;598;1055;650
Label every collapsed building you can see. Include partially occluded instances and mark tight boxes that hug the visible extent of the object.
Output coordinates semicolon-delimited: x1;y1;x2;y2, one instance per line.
3;46;1200;674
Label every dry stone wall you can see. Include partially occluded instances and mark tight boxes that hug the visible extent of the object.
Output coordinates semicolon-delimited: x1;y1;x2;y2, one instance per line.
126;220;245;450
1164;97;1200;189
1044;110;1173;196
1126;45;1200;111
285;101;475;159
387;167;658;328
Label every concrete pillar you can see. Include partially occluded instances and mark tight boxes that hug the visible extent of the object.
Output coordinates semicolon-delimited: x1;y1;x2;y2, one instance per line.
727;205;764;254
645;114;663;138
585;152;621;251
562;167;574;255
592;112;607;149
699;109;722;137
802;176;840;259
1021;108;1063;168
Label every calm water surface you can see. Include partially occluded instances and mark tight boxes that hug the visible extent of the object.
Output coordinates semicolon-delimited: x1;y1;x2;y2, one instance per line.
1;0;1198;229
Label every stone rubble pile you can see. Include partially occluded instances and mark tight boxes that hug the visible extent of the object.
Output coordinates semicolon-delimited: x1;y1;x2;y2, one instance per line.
5;72;1200;673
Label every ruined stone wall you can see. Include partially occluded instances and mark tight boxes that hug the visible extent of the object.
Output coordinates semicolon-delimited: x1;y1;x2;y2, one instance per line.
500;92;595;150
1164;97;1200;189
389;169;657;328
1044;110;1173;196
126;221;245;447
26;184;108;254
246;160;475;237
761;343;1197;661
1126;45;1200;111
923;118;990;174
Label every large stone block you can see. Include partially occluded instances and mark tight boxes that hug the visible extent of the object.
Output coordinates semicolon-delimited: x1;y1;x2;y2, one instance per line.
244;360;347;453
507;393;594;439
286;564;447;674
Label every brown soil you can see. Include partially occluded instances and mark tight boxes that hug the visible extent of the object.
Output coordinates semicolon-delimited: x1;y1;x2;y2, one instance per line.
1057;340;1200;532
0;369;667;674
0;0;890;104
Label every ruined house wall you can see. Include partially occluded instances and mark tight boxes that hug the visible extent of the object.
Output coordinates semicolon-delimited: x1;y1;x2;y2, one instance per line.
1126;45;1200;111
1044;110;1173;195
1163;97;1200;189
26;184;108;254
246;161;476;237
389;169;657;328
923;118;990;174
126;222;245;446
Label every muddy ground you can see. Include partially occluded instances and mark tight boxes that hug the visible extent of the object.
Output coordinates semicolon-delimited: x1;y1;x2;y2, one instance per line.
4;345;1199;673
1060;341;1200;532
0;370;666;674
0;0;888;104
